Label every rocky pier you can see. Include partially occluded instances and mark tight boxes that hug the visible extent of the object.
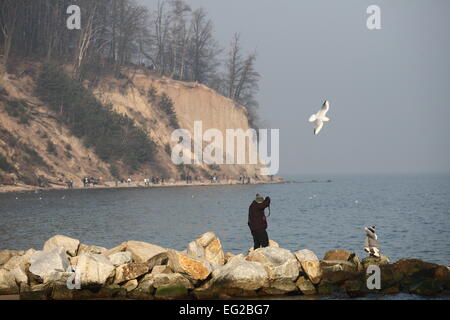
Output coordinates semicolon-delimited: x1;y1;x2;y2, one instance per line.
0;233;449;299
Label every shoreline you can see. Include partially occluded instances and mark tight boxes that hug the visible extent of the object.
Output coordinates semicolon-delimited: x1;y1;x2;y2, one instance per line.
0;178;287;194
0;233;449;300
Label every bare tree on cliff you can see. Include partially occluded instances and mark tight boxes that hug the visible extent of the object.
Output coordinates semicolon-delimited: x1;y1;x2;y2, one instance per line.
187;8;221;84
223;33;260;127
0;0;21;72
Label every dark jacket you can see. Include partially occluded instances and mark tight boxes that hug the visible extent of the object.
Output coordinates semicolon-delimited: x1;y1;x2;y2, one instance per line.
248;197;271;231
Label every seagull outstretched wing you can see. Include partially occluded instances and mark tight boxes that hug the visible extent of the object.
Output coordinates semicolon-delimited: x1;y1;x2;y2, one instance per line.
309;100;331;135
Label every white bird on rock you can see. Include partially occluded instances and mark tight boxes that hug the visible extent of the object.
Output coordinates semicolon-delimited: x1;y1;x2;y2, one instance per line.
309;100;331;135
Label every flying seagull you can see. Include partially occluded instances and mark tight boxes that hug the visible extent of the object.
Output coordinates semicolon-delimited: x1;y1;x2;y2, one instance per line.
309;100;330;135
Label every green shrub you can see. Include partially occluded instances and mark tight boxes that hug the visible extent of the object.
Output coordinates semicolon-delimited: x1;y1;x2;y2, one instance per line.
147;85;158;102
46;140;57;155
158;93;179;128
4;99;30;125
164;143;172;156
109;163;120;179
208;164;221;171
0;128;47;167
0;154;15;172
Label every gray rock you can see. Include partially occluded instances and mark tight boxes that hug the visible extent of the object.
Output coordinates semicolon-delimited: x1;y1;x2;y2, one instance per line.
10;267;28;285
76;253;115;287
125;241;167;264
43;235;80;257
0;250;22;266
29;247;70;280
294;249;319;263
186;232;225;266
247;246;296;266
2;248;36;271
211;257;268;291
247;247;300;281
108;251;132;266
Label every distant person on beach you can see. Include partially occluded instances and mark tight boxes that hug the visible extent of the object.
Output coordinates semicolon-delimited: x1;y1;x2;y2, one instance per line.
363;226;381;258
248;194;271;249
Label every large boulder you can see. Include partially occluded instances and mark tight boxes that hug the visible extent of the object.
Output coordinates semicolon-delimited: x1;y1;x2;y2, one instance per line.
0;269;19;295
294;249;319;263
76;253;115;287
187;232;225;266
114;263;149;284
29;247;70;280
124;241;167;264
108;252;132;267
2;248;36;271
300;260;322;284
43;235;80;257
210;255;268;291
323;249;354;261
247;247;300;281
167;250;212;280
392;259;438;276
0;250;22;266
247;239;280;254
10;267;28;285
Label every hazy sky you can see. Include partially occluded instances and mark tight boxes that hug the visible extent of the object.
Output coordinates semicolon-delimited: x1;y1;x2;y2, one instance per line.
141;0;450;175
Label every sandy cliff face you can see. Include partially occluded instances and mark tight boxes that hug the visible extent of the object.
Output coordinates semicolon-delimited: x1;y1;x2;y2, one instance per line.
0;65;269;188
94;70;268;181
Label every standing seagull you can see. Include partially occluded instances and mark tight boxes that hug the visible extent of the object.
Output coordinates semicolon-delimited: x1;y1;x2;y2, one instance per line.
309;100;331;135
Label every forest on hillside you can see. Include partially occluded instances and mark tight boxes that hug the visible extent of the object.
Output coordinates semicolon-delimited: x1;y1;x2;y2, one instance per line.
0;0;261;126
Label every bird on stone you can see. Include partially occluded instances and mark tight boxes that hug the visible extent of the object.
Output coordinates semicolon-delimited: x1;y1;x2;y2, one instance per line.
308;100;331;135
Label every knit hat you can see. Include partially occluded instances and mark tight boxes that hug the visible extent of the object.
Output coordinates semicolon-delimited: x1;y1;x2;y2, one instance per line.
255;193;264;203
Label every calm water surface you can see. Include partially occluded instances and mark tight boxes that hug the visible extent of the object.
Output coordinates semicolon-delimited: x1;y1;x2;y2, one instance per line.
1;174;449;266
